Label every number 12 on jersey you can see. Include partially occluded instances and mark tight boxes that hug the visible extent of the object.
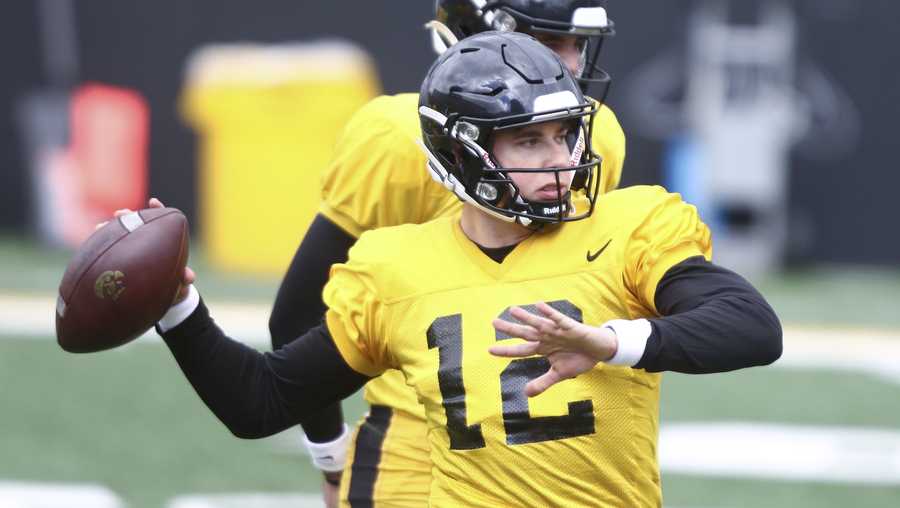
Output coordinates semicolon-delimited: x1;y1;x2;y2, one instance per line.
426;300;596;450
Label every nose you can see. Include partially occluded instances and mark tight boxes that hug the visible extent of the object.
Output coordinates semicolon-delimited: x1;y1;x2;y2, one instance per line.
555;45;582;76
544;140;572;169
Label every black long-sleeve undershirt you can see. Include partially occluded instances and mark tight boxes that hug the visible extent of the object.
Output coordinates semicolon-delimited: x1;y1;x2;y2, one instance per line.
637;256;782;373
268;214;356;442
270;214;356;345
160;255;781;439
162;301;369;439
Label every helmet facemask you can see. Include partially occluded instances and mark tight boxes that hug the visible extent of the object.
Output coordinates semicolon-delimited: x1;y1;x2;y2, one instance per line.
421;99;602;228
577;35;613;98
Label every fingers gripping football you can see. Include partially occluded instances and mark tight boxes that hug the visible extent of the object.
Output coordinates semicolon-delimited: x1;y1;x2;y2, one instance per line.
109;198;195;303
147;199;196;303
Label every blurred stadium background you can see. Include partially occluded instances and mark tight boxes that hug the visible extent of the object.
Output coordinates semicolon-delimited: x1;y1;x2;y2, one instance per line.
1;1;898;507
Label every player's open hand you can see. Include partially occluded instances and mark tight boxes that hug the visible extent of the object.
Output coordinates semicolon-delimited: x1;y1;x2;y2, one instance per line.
490;302;618;397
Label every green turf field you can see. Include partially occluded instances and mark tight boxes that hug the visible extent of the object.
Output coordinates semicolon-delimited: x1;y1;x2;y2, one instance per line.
0;339;365;507
2;237;899;507
2;338;899;507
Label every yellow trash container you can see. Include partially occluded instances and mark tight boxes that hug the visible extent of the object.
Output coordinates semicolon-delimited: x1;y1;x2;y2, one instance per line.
181;41;379;274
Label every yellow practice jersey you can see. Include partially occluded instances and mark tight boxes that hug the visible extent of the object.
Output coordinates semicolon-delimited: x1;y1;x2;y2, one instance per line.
319;92;626;418
324;186;712;507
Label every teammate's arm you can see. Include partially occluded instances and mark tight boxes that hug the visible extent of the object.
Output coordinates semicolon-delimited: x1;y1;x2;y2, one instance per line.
161;290;371;439
268;214;355;445
270;215;355;346
269;214;355;497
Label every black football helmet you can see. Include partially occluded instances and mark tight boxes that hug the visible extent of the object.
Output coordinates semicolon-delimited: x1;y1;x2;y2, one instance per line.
433;0;614;95
419;31;601;227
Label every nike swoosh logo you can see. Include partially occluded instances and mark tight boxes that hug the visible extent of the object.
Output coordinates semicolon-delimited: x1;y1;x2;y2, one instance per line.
586;239;612;262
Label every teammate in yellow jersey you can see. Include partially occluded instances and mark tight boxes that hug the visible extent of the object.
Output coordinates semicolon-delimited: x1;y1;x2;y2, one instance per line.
151;31;781;507
266;1;623;506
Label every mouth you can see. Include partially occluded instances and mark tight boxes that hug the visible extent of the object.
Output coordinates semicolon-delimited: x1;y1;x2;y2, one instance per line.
533;184;569;201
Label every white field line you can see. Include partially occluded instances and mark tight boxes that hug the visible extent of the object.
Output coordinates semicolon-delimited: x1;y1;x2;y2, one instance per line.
0;293;272;345
276;421;900;485
660;422;900;485
5;422;900;507
0;481;124;508
776;327;900;384
166;493;322;508
3;293;900;384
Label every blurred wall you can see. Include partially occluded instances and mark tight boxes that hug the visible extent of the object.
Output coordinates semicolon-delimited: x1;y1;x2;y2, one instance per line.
604;0;899;265
0;1;44;234
1;0;897;265
0;0;435;238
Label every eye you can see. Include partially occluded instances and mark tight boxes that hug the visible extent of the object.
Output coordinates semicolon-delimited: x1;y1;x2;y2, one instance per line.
535;35;564;50
556;125;577;143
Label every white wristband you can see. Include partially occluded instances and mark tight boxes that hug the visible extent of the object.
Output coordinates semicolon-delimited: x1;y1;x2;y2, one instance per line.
157;284;200;332
602;318;652;367
302;423;351;472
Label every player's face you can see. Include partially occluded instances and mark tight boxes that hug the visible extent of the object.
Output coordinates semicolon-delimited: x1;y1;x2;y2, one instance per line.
530;33;587;76
491;119;576;201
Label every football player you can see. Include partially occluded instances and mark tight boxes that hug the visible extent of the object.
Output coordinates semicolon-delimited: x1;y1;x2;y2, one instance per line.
267;1;623;505
154;32;781;507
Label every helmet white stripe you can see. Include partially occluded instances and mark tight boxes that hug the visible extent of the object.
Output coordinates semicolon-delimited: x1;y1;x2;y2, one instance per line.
571;7;609;28
532;91;580;122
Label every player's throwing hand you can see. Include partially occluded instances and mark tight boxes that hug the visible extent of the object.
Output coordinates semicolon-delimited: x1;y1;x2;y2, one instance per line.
107;197;195;304
490;302;619;397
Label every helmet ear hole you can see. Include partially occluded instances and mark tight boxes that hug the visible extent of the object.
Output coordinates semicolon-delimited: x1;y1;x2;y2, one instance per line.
475;182;499;202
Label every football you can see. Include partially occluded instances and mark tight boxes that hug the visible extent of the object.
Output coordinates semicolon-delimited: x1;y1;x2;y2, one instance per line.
56;207;190;353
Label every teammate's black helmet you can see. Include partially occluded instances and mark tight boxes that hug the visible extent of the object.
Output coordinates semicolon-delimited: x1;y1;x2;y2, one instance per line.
419;31;601;227
434;0;614;94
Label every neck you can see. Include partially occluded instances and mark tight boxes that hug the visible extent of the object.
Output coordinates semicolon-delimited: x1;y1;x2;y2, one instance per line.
459;204;533;248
